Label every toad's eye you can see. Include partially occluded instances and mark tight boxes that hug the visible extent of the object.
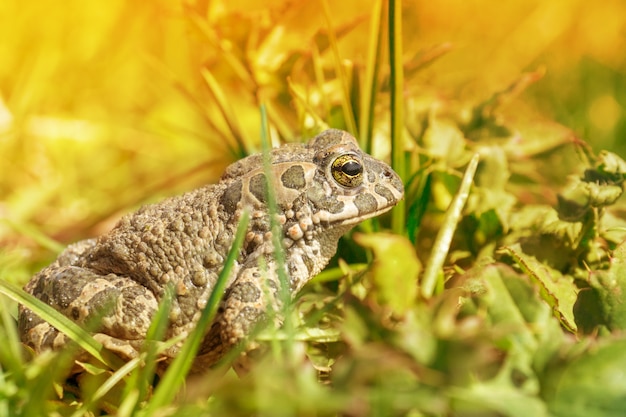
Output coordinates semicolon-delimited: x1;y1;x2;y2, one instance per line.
331;154;364;187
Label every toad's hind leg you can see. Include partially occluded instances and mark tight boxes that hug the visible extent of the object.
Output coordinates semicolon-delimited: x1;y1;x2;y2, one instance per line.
19;265;159;360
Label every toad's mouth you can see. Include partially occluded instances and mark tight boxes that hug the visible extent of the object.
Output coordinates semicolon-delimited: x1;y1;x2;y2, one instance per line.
313;194;403;227
336;204;397;226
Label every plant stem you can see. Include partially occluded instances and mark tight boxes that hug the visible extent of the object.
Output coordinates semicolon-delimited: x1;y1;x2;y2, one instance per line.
421;154;479;298
389;0;406;234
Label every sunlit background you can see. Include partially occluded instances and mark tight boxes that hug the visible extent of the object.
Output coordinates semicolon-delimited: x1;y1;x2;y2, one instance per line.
3;2;626;414
1;0;626;263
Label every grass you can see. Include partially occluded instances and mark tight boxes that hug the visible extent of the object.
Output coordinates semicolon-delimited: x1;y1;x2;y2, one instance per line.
2;0;626;416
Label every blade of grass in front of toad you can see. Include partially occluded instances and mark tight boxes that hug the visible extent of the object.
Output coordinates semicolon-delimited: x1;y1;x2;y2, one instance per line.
0;293;25;376
69;356;144;417
0;280;124;370
0;292;32;416
142;209;250;415
119;284;176;414
421;154;479;298
389;0;406;235
259;104;295;362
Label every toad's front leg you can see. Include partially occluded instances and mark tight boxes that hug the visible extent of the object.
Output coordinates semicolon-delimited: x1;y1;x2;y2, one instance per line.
193;263;284;371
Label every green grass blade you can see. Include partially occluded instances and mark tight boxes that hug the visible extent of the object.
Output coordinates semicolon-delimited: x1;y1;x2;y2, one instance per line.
69;357;143;417
259;104;295;359
288;79;327;129
142;209;250;414
187;10;256;91
405;160;434;244
311;43;332;123
359;0;384;151
421;154;479;298
201;68;248;158
2;219;65;254
321;0;357;135
0;295;25;375
389;0;406;234
260;104;287;298
121;283;175;412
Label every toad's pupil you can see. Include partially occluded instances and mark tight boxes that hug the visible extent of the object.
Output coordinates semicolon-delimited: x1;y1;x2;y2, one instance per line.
342;160;362;176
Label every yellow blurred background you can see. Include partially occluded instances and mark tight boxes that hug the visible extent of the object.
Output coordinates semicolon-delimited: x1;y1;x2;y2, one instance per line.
1;0;625;265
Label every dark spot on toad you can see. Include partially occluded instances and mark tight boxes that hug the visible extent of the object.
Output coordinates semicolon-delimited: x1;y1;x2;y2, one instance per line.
249;174;268;204
281;165;306;190
375;184;396;205
220;179;242;212
354;193;377;215
229;281;261;303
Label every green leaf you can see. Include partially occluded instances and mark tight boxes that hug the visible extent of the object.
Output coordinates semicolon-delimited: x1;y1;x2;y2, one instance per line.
589;240;626;330
481;264;539;352
595;150;626;179
450;377;549;417
557;150;626;221
353;232;421;315
542;338;626;417
500;244;579;332
422;115;466;163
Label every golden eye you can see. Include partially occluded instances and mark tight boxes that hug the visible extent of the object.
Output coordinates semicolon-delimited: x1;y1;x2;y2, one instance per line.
331;154;363;187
